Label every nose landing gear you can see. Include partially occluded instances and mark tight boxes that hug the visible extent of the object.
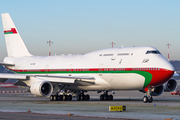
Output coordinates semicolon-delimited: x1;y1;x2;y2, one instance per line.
143;87;154;103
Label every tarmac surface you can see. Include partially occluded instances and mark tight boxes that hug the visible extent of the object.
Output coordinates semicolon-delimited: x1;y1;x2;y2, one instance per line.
0;87;180;120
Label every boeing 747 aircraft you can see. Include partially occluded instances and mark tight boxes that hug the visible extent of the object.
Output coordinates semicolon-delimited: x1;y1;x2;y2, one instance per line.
0;13;176;103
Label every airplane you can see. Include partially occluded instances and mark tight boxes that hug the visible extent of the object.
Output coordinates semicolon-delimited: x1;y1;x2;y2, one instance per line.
0;13;176;103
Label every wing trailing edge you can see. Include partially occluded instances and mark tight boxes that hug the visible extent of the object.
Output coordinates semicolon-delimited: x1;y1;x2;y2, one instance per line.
0;73;95;84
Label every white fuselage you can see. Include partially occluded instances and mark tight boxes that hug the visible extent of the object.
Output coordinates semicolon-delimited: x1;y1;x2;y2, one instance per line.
4;46;174;91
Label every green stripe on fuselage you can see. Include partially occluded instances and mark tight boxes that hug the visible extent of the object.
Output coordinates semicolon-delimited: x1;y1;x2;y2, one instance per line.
13;70;152;88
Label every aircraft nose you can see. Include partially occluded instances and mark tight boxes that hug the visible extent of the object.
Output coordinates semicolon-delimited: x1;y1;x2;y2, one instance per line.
148;59;175;87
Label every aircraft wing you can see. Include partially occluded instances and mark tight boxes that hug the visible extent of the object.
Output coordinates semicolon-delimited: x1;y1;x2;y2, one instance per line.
0;73;27;79
173;72;179;77
0;73;95;84
0;62;15;66
32;75;95;80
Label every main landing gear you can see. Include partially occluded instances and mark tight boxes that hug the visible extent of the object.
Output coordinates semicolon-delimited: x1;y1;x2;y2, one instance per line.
50;94;72;101
100;91;113;101
76;91;90;101
50;84;73;101
142;88;153;103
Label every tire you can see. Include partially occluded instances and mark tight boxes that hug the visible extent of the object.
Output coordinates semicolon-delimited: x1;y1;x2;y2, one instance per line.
53;95;57;101
148;97;153;103
85;94;90;101
104;95;108;101
59;95;63;101
68;95;72;101
100;95;104;101
143;96;148;103
63;95;68;101
77;95;81;101
50;95;54;101
109;95;113;101
80;95;85;101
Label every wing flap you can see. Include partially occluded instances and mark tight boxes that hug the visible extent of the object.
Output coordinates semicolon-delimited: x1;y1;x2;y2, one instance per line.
0;73;95;84
33;75;95;84
33;75;95;80
47;78;75;83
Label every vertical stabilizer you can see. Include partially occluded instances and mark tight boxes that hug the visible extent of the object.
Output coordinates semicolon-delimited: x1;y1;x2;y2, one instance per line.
1;13;32;57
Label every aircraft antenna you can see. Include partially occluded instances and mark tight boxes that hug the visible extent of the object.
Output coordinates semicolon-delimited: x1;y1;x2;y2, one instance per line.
166;43;171;61
110;42;116;48
47;40;53;56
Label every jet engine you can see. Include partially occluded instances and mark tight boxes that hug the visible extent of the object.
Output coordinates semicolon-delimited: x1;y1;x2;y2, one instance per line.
150;85;164;96
30;81;53;96
163;79;177;92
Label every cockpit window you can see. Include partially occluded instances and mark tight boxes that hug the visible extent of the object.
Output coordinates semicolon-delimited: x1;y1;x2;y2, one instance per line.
146;50;161;54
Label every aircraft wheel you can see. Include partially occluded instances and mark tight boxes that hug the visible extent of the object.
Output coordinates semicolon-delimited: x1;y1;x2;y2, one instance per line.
143;96;148;103
109;95;113;101
85;94;90;101
58;95;63;101
148;97;153;103
68;95;72;101
100;95;104;101
63;95;68;101
57;95;60;101
54;95;57;101
77;95;81;101
104;95;108;101
80;95;85;101
55;95;59;101
50;95;54;101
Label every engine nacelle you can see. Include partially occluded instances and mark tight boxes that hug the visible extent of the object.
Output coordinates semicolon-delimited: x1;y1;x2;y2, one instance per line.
163;79;177;92
150;85;164;96
30;81;53;96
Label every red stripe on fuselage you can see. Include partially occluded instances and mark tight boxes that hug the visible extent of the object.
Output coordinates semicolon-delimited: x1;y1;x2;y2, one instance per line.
147;69;174;87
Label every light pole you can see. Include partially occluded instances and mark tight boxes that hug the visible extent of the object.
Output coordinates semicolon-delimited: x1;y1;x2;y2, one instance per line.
166;43;171;61
47;40;53;56
110;42;116;48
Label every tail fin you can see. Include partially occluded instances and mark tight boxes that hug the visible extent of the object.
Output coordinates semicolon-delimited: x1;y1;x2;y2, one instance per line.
1;13;32;57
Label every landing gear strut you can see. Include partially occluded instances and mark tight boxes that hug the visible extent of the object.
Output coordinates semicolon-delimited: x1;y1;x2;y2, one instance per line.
143;88;153;103
100;91;113;101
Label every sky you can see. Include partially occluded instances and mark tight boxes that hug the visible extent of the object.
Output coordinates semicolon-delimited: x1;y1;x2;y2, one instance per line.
0;0;180;61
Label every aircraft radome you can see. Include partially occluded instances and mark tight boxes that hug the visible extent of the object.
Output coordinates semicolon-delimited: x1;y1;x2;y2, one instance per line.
0;13;176;103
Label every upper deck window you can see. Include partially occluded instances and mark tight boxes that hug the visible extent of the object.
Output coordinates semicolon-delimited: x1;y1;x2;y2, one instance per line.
103;54;113;56
146;50;161;54
117;53;130;56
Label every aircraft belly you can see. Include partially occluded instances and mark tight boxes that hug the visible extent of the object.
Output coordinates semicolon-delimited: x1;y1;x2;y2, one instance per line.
65;75;112;91
102;73;145;90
